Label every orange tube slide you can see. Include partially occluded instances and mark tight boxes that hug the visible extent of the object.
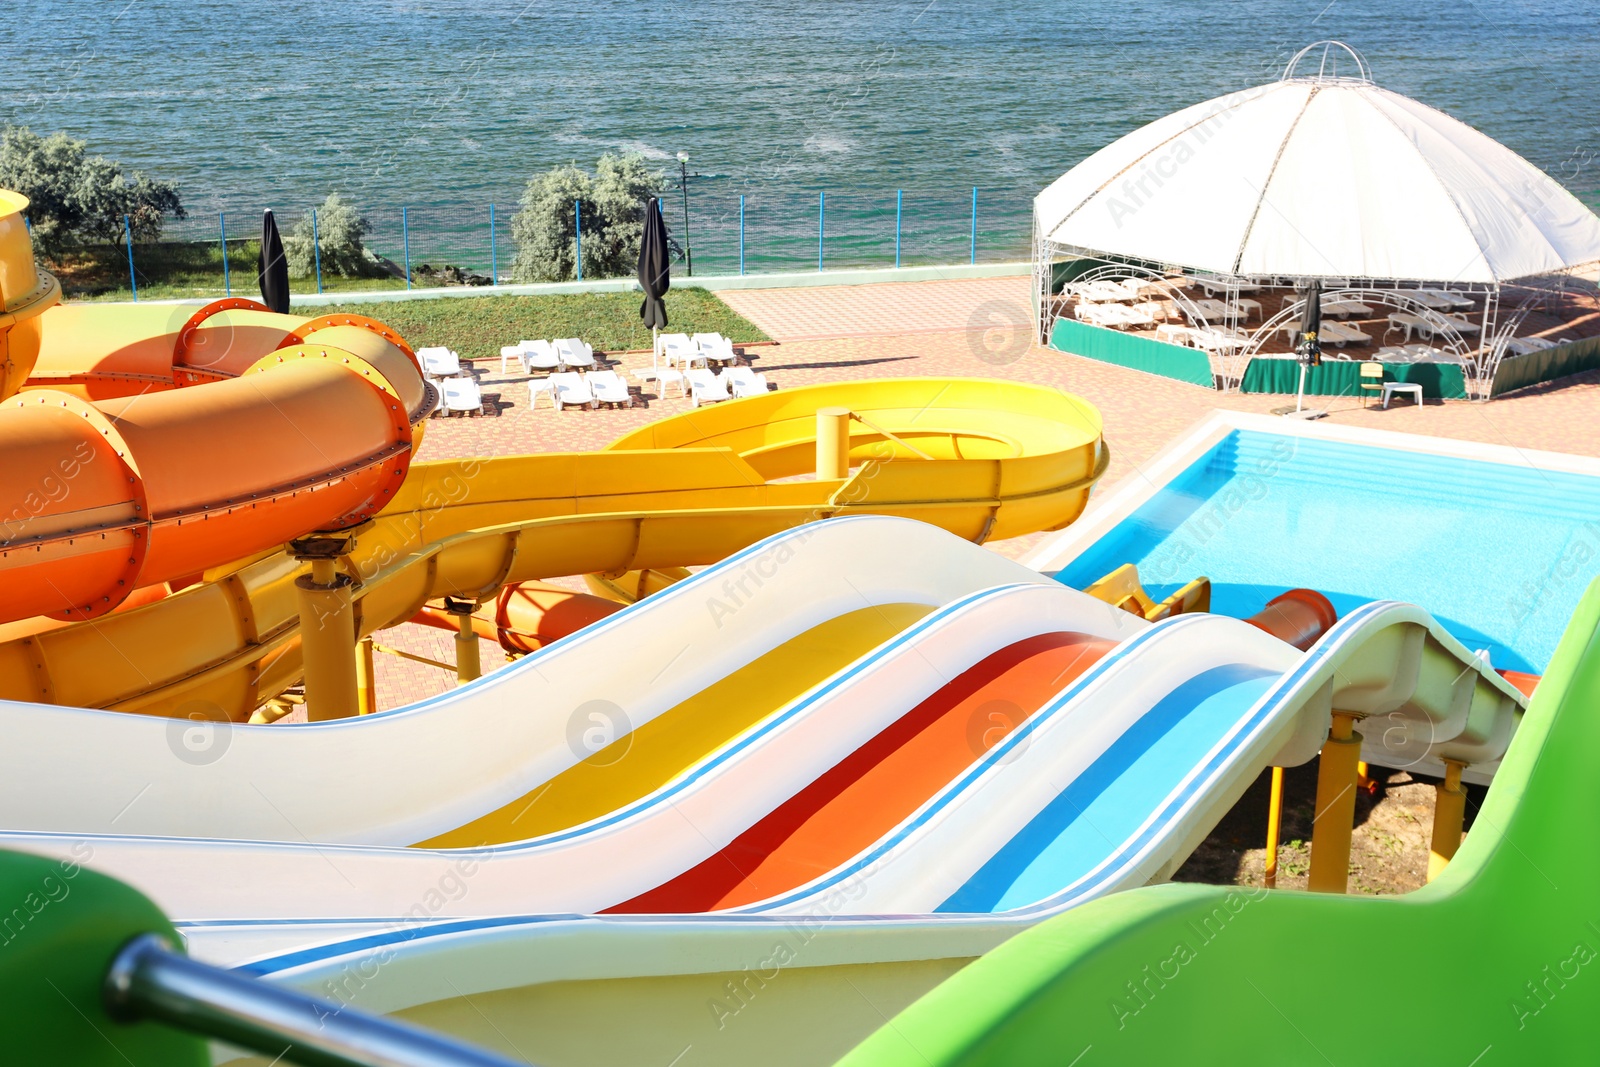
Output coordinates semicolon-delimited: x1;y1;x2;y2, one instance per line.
0;292;427;625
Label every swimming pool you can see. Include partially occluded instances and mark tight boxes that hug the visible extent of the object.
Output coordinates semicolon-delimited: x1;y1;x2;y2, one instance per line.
1049;426;1600;674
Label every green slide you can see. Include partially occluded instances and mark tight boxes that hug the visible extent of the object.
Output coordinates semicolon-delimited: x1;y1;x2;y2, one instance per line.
837;577;1600;1066
1;848;207;1066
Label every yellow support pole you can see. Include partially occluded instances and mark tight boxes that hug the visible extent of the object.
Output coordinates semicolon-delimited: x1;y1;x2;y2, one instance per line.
293;555;358;721
445;597;481;685
355;635;377;715
1307;710;1363;894
1264;765;1284;889
816;406;852;480
1428;759;1468;881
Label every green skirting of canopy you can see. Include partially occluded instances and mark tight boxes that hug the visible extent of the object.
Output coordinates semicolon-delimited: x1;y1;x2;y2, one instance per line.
1490;336;1600;397
1048;318;1213;387
1049;317;1598;399
1240;356;1467;398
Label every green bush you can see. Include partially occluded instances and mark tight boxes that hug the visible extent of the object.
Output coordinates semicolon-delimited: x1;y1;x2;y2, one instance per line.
0;125;184;258
283;193;382;278
510;153;667;282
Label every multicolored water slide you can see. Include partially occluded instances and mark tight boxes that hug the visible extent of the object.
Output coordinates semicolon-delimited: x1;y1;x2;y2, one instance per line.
188;583;1522;1067
836;577;1600;1067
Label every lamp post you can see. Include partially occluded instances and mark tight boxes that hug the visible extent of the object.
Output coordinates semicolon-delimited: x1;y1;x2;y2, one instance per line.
676;150;693;276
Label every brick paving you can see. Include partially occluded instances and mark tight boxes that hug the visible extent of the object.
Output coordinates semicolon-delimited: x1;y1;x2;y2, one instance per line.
372;276;1600;709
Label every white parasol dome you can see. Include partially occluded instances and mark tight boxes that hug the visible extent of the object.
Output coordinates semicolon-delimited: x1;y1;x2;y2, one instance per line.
1035;43;1600;284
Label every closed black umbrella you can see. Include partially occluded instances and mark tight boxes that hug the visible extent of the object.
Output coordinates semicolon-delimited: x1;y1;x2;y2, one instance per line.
258;209;289;314
637;197;670;366
1294;280;1323;413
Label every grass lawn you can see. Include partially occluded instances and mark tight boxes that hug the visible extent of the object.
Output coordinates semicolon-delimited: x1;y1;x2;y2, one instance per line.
50;240;408;302
303;291;769;360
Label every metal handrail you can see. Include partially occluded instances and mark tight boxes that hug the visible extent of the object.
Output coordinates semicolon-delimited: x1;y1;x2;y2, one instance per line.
104;934;530;1067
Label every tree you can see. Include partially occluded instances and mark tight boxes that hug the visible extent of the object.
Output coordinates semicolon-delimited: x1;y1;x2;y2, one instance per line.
0;125;184;258
283;193;381;278
510;153;666;282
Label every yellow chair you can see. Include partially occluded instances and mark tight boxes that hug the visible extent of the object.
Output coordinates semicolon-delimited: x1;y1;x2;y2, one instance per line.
1359;361;1385;407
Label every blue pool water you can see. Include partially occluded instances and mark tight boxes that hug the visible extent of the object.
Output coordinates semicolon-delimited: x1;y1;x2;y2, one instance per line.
939;664;1278;913
1054;431;1600;675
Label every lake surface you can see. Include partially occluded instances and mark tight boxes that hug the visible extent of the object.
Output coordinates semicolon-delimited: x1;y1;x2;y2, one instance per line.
4;1;1597;274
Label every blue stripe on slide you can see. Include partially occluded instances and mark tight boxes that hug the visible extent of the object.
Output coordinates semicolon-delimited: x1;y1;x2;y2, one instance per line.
938;665;1278;912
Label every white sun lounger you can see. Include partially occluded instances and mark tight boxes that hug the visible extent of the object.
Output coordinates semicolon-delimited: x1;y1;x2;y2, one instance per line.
1506;336;1559;357
685;367;732;407
435;376;485;417
1416;288;1476;310
658;333;701;369
523;340;561;373
549;371;595;410
1320;320;1372;347
694;333;738;365
1190;273;1261;297
417;346;461;378
720;366;771;398
585;370;635;408
554;338;596;369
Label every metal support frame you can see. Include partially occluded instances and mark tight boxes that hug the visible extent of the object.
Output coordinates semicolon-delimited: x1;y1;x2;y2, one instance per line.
444;596;482;685
219;213;230;296
312;209;323;294
289;533;361;720
1308;710;1364;893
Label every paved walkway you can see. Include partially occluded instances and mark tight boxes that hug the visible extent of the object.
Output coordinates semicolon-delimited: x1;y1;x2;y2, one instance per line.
718;275;1032;340
372;277;1600;708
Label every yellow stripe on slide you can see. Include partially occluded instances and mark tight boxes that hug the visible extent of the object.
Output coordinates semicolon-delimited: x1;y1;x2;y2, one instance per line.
416;603;932;849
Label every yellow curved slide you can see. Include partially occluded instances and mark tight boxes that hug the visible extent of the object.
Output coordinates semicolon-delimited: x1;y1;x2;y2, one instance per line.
0;376;1105;721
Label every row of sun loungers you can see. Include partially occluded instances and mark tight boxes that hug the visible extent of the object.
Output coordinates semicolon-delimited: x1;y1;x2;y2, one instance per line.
499;338;598;375
1504;335;1571;357
658;332;740;368
527;364;772;412
529;371;635;411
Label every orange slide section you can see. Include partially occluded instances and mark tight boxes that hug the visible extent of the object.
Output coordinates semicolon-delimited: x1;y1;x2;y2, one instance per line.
0;279;430;625
611;588;1338;914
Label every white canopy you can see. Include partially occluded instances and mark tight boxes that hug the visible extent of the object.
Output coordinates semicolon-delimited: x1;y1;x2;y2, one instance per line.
1036;73;1600;284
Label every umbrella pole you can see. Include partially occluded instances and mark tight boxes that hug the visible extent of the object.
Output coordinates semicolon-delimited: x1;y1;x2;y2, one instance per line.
652;326;659;371
1296;363;1307;413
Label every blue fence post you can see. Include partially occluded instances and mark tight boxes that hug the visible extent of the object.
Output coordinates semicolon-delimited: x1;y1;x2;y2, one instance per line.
739;195;746;276
895;189;903;268
489;203;498;286
123;214;138;302
970;187;978;265
402;206;411;289
818;191;825;273
312;209;323;294
574;199;583;282
219;213;230;296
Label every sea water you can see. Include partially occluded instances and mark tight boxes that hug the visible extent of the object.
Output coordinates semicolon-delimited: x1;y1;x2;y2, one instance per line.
3;0;1596;274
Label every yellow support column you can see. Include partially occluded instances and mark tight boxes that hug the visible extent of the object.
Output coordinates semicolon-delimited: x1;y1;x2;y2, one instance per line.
445;597;482;685
1307;710;1363;894
355;635;377;715
1428;759;1468;881
1264;765;1284;889
816;407;852;480
292;546;359;721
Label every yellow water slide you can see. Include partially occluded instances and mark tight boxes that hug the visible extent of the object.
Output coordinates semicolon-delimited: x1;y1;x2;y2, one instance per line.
0;376;1105;721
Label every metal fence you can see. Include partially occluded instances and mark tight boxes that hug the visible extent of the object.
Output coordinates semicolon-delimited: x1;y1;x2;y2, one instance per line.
120;187;1032;299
